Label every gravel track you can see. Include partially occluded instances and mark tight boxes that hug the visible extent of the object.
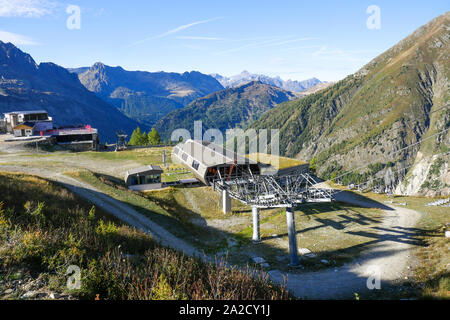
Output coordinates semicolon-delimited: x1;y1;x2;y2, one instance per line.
0;158;423;299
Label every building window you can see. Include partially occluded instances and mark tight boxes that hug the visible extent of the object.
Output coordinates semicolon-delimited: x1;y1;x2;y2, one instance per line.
192;160;200;171
173;147;179;155
181;152;188;162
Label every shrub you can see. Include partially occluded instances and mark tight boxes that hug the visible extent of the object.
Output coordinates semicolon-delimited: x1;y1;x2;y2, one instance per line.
0;172;291;300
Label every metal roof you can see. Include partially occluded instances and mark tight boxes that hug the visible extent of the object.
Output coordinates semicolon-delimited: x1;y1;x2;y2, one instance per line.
126;165;163;176
177;139;256;167
173;139;261;185
4;110;48;115
179;178;200;184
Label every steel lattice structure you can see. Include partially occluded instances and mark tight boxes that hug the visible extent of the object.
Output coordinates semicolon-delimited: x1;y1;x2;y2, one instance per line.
213;166;333;208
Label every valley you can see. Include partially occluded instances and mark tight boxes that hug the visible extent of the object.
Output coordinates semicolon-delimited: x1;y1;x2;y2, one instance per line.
0;141;448;299
0;5;448;303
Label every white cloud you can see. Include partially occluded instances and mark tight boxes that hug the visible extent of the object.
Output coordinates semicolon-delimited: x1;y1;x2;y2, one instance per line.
176;36;225;41
216;36;314;55
130;17;223;46
0;30;38;45
0;0;57;18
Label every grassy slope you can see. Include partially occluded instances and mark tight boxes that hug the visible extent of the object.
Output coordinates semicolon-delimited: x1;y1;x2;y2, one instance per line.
0;172;289;300
246;153;307;169
2;146;447;298
64;167;394;273
250;13;449;192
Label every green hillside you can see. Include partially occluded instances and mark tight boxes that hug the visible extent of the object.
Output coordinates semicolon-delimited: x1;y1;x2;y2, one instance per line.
250;12;450;196
155;81;297;141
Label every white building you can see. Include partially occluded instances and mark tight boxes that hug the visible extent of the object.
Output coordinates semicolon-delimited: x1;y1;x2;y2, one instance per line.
3;110;53;137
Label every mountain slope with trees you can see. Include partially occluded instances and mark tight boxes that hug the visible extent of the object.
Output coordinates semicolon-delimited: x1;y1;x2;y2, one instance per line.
154;81;297;141
250;12;450;196
72;63;224;126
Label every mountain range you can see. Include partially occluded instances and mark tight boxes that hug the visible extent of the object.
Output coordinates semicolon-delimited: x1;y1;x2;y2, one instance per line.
211;71;323;92
0;12;447;196
70;63;224;127
154;81;297;141
0;41;139;142
250;12;449;196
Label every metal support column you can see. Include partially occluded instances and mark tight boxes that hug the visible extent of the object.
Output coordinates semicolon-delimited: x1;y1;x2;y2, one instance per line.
286;206;300;266
252;206;261;243
222;190;231;214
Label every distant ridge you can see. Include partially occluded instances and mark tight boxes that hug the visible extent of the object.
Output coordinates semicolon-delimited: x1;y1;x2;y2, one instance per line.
71;63;224;126
211;71;324;92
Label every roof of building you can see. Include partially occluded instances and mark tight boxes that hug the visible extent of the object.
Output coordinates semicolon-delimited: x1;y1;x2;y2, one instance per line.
13;122;36;130
126;165;164;176
179;178;199;184
176;139;257;167
4;110;48;116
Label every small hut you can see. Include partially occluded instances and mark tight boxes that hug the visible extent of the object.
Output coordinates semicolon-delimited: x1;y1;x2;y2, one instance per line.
125;165;163;191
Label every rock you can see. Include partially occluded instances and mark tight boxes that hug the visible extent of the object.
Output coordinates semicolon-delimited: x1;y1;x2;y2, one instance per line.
267;270;282;278
298;248;316;258
321;259;329;264
445;231;450;238
252;257;266;264
4;288;13;294
21;291;37;299
298;248;312;255
23;281;36;292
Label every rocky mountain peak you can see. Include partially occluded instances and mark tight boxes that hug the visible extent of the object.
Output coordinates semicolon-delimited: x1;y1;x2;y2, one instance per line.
0;41;38;76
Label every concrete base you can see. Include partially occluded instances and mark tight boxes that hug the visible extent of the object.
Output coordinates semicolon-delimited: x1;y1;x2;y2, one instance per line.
286;206;300;266
252;207;261;243
222;190;231;214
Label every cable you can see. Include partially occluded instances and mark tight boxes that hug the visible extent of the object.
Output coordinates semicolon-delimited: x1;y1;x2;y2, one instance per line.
429;104;450;115
331;150;450;196
330;126;450;183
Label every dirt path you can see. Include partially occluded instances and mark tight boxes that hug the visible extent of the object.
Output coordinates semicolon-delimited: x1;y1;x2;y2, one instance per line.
0;162;424;299
0;165;200;258
268;192;422;299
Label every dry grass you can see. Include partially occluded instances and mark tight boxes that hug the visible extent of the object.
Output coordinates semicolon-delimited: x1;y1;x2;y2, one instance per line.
246;153;307;169
0;171;291;300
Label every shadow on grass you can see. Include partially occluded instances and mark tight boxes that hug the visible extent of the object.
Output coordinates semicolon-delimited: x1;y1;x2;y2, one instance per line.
36;172;437;298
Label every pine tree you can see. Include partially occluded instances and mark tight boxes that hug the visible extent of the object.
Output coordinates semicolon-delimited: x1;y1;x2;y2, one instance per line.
309;157;317;174
148;128;161;146
128;127;148;146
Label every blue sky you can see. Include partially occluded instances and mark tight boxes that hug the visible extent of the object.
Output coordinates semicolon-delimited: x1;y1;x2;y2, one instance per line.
0;0;448;81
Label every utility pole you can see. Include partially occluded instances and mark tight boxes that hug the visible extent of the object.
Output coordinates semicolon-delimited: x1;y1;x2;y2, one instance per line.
252;206;261;243
286;206;300;266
